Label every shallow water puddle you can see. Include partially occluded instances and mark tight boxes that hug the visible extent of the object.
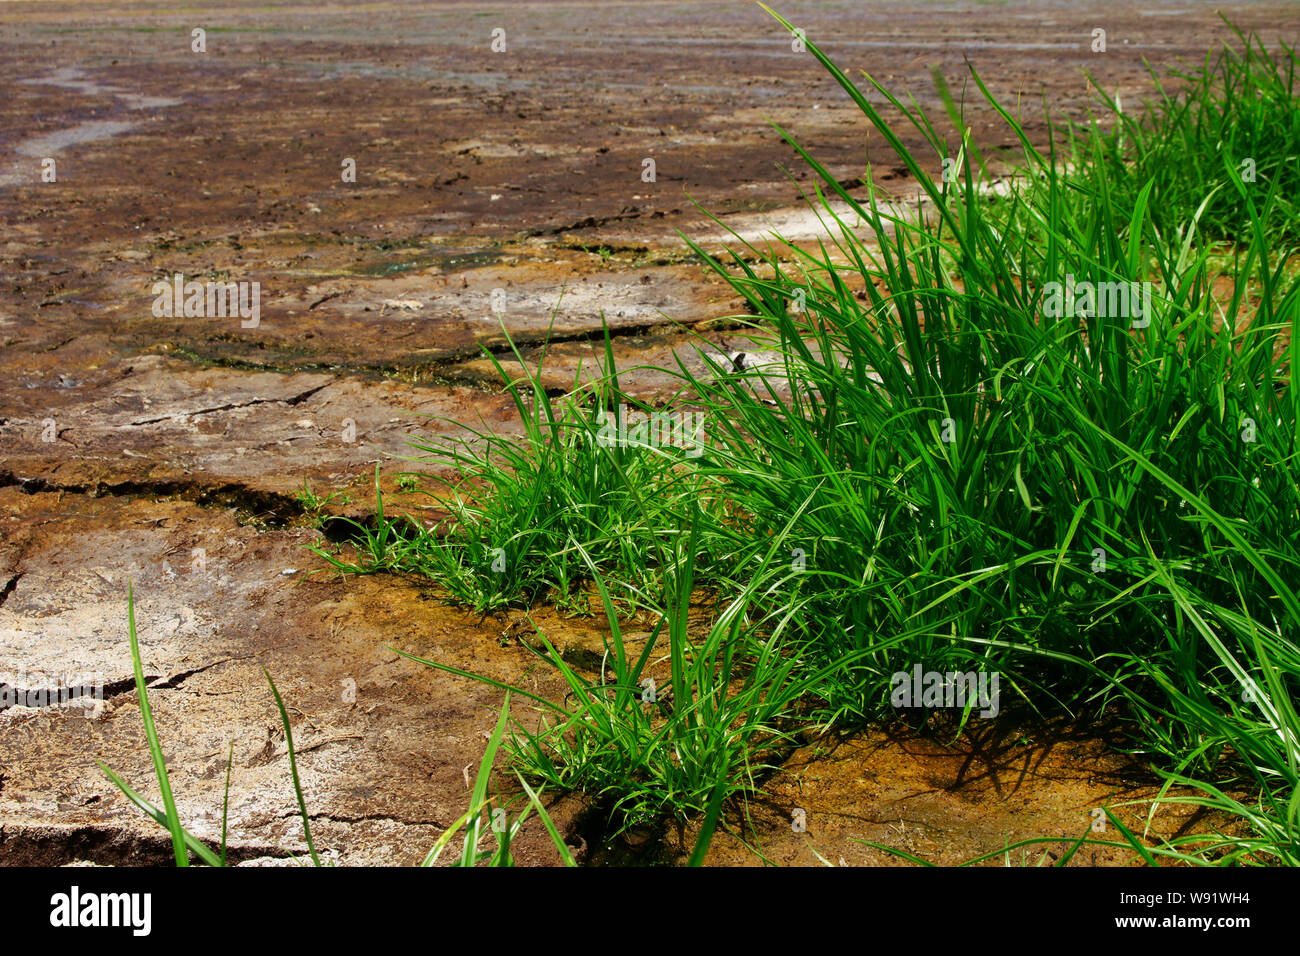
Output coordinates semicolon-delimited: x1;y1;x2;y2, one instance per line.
2;68;181;186
12;121;139;158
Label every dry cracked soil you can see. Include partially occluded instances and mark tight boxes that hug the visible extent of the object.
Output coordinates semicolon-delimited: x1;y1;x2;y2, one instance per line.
1;0;1289;866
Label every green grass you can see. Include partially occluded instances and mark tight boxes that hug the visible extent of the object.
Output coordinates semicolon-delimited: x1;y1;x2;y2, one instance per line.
98;587;302;868
664;6;1297;861
395;504;878;835
419;693;580;867
299;11;1298;864
310;328;737;615
295;480;351;522
103;13;1298;863
1079;15;1300;247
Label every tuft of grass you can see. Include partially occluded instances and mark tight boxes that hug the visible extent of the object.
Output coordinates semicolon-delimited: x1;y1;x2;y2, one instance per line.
648;5;1297;861
1078;15;1299;247
392;504;835;835
314;324;732;615
295;480;350;518
100;583;190;866
421;692;579;867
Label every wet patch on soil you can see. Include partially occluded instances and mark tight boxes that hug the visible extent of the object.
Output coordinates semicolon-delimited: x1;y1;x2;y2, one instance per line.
682;722;1236;867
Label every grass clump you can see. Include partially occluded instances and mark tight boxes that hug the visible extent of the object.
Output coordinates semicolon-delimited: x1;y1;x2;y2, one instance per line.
683;10;1299;722
304;10;1298;864
659;7;1298;862
397;507;866;835
1079;16;1300;247
312;332;730;615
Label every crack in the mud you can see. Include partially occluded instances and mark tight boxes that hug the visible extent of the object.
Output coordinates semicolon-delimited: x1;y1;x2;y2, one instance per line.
127;383;330;425
525;210;649;238
146;655;247;691
308;292;342;310
289;810;449;829
0;822;286;866
159;317;685;390
0;571;20;608
1;658;246;713
0;472;307;527
43;334;80;352
0;675;135;713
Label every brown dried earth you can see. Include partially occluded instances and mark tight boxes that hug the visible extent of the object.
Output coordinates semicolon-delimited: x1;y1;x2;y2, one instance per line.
0;0;1287;866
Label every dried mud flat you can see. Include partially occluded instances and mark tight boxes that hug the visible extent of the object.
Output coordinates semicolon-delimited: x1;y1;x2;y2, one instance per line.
0;0;1288;866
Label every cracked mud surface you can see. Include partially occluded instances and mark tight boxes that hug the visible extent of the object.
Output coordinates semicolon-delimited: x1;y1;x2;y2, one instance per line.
1;0;1288;865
